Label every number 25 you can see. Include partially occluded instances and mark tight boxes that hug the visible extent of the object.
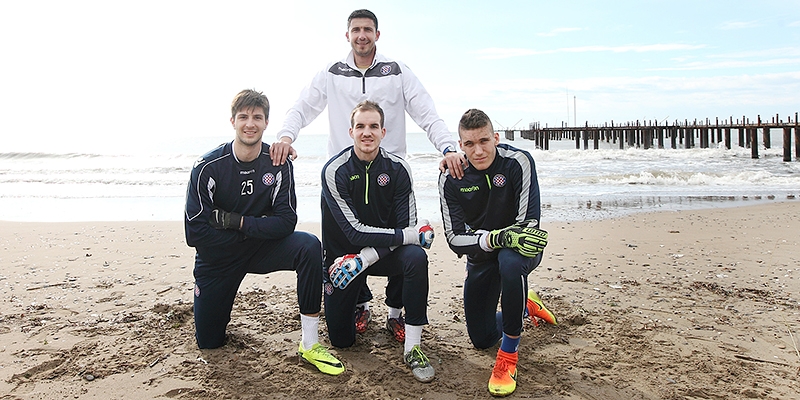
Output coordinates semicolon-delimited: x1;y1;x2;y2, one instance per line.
241;180;253;195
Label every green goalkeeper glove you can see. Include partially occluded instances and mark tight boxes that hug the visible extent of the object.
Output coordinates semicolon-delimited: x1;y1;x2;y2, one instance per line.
487;220;548;258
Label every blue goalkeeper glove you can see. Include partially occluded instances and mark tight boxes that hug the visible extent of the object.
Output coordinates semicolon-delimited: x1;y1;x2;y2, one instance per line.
328;255;363;290
327;248;379;290
486;220;548;258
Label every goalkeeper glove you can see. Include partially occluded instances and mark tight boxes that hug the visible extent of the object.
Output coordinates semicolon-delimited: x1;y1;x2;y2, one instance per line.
328;247;379;290
486;220;548;258
209;209;242;230
401;219;435;249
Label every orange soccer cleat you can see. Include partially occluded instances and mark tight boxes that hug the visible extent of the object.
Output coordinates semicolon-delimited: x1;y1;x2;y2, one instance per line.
526;289;557;327
488;349;518;396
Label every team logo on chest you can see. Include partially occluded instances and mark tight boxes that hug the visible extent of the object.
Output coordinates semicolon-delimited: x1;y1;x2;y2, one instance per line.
380;65;392;75
377;173;390;187
492;174;507;188
262;173;275;186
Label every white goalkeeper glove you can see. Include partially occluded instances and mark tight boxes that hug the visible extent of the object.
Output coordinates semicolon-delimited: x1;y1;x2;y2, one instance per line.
401;219;435;249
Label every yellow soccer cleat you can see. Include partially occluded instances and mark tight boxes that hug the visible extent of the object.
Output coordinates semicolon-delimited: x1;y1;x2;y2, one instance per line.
298;342;345;376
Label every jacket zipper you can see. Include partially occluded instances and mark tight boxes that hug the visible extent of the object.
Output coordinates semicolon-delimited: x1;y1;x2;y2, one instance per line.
364;160;373;204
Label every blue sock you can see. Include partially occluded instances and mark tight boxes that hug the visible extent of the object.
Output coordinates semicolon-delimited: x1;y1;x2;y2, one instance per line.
500;333;520;354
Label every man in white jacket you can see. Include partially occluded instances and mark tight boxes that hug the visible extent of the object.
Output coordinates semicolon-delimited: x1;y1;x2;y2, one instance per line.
271;9;466;338
270;9;464;174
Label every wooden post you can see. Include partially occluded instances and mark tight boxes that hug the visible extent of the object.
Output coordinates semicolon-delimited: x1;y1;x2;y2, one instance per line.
784;126;792;162
635;122;641;148
575;127;580;149
544;130;549;150
611;121;617;145
758;115;769;149
670;126;677;149
583;122;589;150
750;128;759;159
724;127;731;149
700;127;707;148
795;112;799;159
738;126;745;148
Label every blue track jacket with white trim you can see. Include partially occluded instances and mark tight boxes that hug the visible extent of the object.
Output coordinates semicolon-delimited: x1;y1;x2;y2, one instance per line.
321;146;417;266
185;141;297;266
439;143;541;261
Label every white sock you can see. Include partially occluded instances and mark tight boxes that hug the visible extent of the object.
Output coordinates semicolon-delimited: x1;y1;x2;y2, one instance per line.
388;307;402;319
404;324;423;354
300;314;319;350
357;302;369;311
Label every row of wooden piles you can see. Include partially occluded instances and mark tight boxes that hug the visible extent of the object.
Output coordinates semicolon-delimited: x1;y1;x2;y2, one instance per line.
505;113;800;161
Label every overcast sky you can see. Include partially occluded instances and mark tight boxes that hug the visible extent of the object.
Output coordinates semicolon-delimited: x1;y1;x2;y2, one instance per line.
1;0;799;153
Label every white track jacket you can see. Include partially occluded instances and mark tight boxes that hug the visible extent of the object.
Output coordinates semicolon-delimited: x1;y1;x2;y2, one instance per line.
277;50;457;158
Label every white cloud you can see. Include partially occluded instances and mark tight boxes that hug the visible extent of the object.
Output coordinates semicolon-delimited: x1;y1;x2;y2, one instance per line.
790;21;800;27
431;72;800;127
706;47;800;59
561;44;707;53
654;56;800;71
537;27;583;37
718;20;760;30
473;44;706;59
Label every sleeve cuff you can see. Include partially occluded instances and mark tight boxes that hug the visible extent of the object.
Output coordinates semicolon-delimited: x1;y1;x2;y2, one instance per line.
477;230;493;253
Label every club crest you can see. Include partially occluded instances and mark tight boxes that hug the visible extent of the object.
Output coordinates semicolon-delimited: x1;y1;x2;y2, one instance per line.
380;65;392;75
377;173;390;186
492;174;506;187
262;173;275;186
324;282;334;296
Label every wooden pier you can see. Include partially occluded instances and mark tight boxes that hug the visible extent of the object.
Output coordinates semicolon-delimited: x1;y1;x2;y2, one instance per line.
502;113;800;161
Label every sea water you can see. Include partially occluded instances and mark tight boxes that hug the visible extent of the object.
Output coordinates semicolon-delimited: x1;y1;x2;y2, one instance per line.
0;131;798;223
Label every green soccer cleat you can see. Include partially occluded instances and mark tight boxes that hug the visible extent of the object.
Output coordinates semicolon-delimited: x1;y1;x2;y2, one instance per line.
298;343;345;376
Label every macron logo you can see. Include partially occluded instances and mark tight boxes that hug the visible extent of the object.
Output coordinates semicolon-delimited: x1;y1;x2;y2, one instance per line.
460;185;480;193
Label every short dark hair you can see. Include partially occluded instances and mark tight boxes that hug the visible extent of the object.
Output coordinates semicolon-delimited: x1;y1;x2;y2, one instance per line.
350;100;385;128
348;9;378;30
231;89;270;119
458;108;493;135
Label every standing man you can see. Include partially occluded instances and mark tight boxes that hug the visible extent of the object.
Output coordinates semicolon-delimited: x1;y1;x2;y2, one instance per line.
321;100;436;383
438;109;558;396
270;8;466;336
185;89;344;376
271;9;465;174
